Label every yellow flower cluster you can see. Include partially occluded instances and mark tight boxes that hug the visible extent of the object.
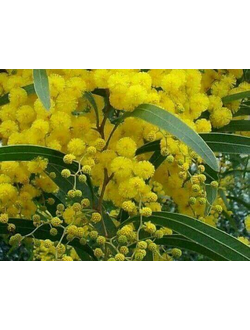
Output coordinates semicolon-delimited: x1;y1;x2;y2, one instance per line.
0;69;249;261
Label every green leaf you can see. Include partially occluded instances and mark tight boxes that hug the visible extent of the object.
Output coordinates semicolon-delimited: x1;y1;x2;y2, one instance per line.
126;104;219;171
205;184;217;216
136;140;160;156
222;91;250;103
122;212;250;261
45;164;74;203
136;133;250;183
42;192;63;217
148;150;166;170
0;144;75;168
84;92;100;127
137;133;250;156
0;218;96;260
204;164;219;183
94;211;117;238
200;133;250;155
222;210;238;232
0;145;95;206
155;235;226;261
216;120;250;132
234;107;250;117
33;69;51;110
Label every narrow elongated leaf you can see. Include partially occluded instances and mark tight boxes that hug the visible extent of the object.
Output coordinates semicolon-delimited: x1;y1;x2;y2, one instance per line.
122;212;250;261
149;150;166;169
0;145;95;205
42;192;63;217
216;120;250;132
222;211;238;232
137;133;250;156
0;145;76;169
204;164;219;182
205;184;217;216
126;104;219;171
222;91;250;103
234;107;250;117
94;211;117;238
45;164;74;203
155;235;226;261
200;133;250;155
33;69;51;110
84;92;100;127
219;189;230;209
136;140;160;155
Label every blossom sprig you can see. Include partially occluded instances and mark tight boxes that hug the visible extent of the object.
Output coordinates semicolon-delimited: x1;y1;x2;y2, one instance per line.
0;69;249;260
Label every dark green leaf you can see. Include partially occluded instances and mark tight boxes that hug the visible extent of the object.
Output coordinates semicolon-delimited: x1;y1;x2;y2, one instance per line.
33;69;51;110
216;120;250;132
222;91;250;103
205;184;217;216
125;104;219;171
122;212;250;261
